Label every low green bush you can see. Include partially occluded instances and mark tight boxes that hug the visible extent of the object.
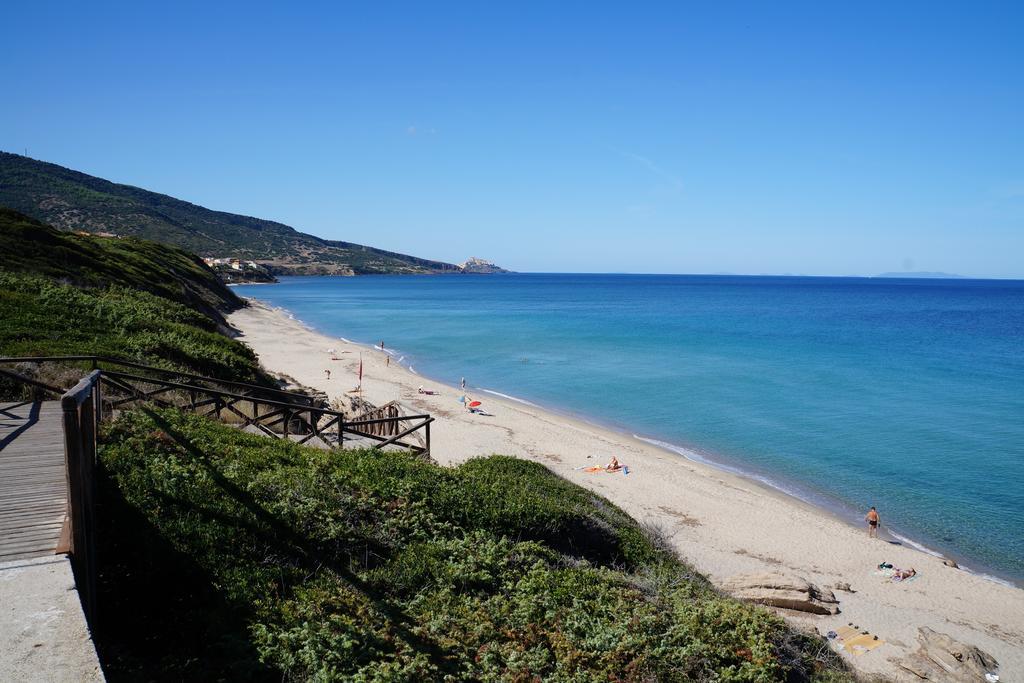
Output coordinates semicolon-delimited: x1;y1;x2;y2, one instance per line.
97;408;849;681
0;206;240;312
0;271;262;382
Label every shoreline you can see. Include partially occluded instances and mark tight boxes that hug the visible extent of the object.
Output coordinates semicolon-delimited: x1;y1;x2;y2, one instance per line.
251;298;1018;589
229;297;1024;681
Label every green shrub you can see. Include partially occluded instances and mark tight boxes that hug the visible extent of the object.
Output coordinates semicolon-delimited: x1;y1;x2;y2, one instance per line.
0;206;240;313
0;271;262;382
96;408;849;682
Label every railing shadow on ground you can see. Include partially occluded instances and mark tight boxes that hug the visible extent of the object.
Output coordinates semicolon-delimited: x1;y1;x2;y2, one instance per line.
92;460;276;681
0;400;40;449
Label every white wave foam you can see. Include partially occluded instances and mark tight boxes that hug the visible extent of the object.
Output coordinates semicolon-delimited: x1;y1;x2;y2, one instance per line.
887;530;945;559
481;389;538;407
638;434;1021;588
633;435;713;466
408;366;418;375
959;567;1017;588
338;337;353;344
633;435;825;511
886;532;1017;586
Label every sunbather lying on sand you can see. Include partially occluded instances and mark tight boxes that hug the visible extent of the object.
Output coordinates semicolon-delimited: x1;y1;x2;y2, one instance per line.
892;567;916;581
417;386;438;395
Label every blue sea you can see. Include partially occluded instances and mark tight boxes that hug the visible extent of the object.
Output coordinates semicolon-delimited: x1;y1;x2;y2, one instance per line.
235;274;1024;585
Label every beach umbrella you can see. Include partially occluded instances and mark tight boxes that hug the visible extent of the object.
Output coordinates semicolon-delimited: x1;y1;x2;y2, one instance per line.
458;395;466;403
358;354;363;383
468;401;482;408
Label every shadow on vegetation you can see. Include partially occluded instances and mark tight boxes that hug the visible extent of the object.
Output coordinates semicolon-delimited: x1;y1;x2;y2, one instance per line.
136;408;458;676
94;461;276;681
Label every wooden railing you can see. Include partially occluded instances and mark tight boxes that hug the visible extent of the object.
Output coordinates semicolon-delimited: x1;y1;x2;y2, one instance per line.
0;356;433;457
60;371;102;629
0;355;316;404
1;357;435;638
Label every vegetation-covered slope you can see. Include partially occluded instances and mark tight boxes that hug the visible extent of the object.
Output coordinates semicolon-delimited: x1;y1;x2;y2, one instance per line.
0;152;461;274
0;208;265;384
0;272;262;383
96;407;848;682
0;207;240;315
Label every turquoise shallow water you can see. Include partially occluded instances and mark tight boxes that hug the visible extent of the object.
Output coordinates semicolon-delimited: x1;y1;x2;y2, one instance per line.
235;274;1024;584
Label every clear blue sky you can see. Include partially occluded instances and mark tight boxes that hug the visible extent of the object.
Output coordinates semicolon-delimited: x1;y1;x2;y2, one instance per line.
4;2;1022;277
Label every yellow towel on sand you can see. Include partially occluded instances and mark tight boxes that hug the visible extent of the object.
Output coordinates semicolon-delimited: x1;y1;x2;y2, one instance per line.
835;626;860;641
833;626;885;655
842;633;885;655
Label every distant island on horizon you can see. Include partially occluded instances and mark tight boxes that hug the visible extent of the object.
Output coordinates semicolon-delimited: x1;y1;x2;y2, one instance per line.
875;271;967;279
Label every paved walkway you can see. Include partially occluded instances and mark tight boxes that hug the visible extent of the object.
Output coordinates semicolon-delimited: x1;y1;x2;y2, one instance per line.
0;402;68;562
0;556;104;681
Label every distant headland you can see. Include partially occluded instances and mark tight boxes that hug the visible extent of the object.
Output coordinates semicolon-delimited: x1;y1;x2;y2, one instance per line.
0;151;507;279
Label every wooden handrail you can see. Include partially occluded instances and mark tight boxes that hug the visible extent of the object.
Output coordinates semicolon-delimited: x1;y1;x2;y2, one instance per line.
0;367;67;397
3;356;433;459
62;370;102;408
102;370;342;418
61;370;101;631
0;355;313;402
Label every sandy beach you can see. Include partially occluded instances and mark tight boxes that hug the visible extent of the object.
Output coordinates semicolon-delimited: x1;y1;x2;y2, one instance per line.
230;299;1024;681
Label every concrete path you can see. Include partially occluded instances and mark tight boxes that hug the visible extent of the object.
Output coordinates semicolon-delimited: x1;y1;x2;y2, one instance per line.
0;555;104;681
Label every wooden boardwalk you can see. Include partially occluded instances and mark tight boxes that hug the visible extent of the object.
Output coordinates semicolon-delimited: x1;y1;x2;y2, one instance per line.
0;402;68;562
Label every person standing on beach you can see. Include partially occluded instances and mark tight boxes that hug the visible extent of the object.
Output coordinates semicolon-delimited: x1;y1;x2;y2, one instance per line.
324;369;331;380
865;506;880;538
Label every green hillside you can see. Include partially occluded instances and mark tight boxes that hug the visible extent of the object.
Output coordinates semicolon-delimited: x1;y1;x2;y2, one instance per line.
0;152;461;275
0;207;240;315
0;208;265;385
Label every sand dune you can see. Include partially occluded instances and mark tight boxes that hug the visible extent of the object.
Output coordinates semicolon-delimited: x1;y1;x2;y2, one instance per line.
230;299;1024;681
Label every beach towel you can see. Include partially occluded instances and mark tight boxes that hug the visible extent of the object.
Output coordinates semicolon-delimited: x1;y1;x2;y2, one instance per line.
834;625;885;656
843;634;885;655
575;466;629;474
872;568;919;583
835;626;860;641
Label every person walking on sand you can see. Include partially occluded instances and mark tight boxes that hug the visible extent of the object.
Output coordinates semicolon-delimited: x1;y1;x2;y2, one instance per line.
865;506;880;538
324;369;331;380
